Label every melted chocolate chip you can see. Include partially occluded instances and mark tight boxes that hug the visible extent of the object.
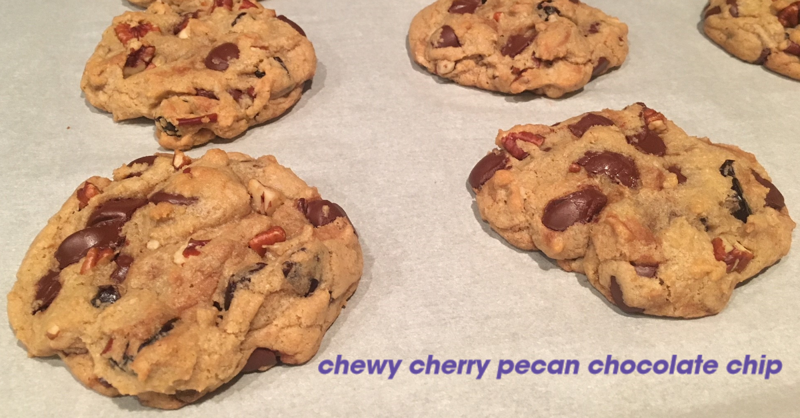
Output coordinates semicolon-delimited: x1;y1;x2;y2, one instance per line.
303;200;348;227
704;5;721;19
752;171;786;210
127;155;157;167
305;279;319;297
232;12;247;27
668;166;687;184
727;0;739;17
33;270;61;314
149;192;198;206
448;0;481;14
632;263;658;278
777;3;800;28
195;89;219;99
205;43;240;71
277;15;306;37
55;221;125;269
87;198;148;228
568;114;615;138
242;348;278;373
576;151;640;188
91;286;121;308
469;151;508;189
156;117;179;137
541;187;607;231
254;69;266;78
626;129;666;156
719;160;752;222
538;3;560;18
609;276;645;314
224;263;266;310
111;254;133;283
138;318;179;352
591;57;610;78
501;33;536;57
785;41;800;57
436;25;460;48
755;48;771;65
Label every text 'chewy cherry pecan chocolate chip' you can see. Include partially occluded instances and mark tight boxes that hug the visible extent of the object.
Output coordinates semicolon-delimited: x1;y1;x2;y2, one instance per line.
568;114;615;138
469;150;508;189
277;15;306;37
449;0;482;14
33;270;61;314
576;151;640;188
205;43;240;71
242;348;279;373
752;171;785;210
542;186;608;231
301;199;348;227
436;26;460;48
610;276;644;314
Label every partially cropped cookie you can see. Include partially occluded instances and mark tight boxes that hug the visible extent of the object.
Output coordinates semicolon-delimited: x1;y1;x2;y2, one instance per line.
703;0;800;80
82;0;315;149
408;0;628;98
470;103;794;318
7;149;363;409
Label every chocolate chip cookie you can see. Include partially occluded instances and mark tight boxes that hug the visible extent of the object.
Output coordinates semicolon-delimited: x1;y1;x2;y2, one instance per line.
408;0;629;98
470;103;794;318
703;0;800;80
82;0;315;149
7;149;363;409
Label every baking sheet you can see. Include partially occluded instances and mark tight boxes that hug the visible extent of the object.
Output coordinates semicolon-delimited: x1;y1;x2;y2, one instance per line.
1;0;798;416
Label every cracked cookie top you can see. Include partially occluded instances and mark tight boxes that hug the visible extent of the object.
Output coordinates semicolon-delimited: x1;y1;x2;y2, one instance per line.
703;0;800;80
7;149;363;409
408;0;629;98
81;0;316;150
470;103;794;318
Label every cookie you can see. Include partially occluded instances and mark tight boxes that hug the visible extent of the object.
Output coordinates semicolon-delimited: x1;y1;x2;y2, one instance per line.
82;0;316;150
703;0;800;80
469;103;794;318
408;0;629;98
7;149;363;409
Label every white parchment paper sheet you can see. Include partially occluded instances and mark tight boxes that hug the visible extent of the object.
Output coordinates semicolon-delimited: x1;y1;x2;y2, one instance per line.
0;0;797;416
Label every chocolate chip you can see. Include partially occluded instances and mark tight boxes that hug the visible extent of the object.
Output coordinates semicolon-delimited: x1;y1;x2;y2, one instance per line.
448;0;481;14
149;192;198;205
436;25;460;48
138;318;179;352
668;166;687;184
704;5;721;19
576;151;641;188
752;171;786;210
727;0;739;17
33;270;61;314
205;43;240;71
111;254;133;283
469;150;508;189
777;3;800;28
632;263;658;278
501;33;536;57
232;12;246;27
273;56;288;72
55;221;125;269
303;200;348;227
541;187;608;231
626;129;666;156
195;89;218;99
277;15;306;37
305;279;319;297
568;114;615;138
755;48;771;64
588;22;600;34
156;117;179;137
224;263;266;310
87;198;148;228
609;276;644;314
591;57;610;78
91;286;121;308
785;41;800;57
242;348;278;373
719;160;752;222
127;155;157;167
537;2;561;18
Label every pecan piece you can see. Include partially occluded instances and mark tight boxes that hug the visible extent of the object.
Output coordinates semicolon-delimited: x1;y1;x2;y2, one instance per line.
249;226;287;257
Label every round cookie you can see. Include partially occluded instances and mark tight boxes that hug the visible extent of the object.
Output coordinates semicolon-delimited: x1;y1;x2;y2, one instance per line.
469;103;794;318
703;0;800;80
82;0;316;150
7;149;363;409
408;0;629;98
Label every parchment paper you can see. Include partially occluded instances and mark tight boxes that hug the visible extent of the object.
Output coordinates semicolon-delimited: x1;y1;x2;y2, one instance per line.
0;0;797;417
